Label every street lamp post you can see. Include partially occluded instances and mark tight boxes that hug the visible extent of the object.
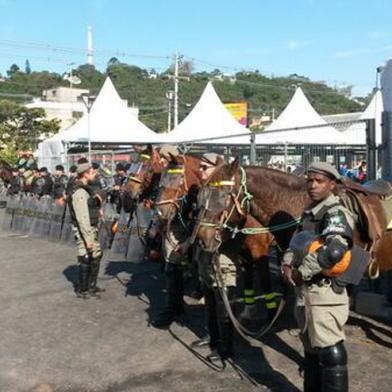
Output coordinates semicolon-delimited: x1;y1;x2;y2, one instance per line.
81;94;95;162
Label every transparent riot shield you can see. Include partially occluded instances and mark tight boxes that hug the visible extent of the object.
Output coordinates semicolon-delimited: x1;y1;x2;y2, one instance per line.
11;194;24;232
109;208;131;260
60;208;75;246
126;203;154;263
98;203;118;252
28;196;40;237
48;201;65;242
2;194;16;231
40;195;53;240
0;187;7;209
21;194;36;234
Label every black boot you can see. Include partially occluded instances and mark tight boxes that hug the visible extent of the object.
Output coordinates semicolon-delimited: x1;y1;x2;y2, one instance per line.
204;287;220;351
303;351;321;392
319;341;348;392
152;263;184;328
76;255;91;299
89;257;105;295
207;287;234;363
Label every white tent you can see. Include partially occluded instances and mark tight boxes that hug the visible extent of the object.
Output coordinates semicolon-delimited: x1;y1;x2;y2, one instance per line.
226;87;346;145
342;90;383;145
37;77;164;169
254;87;346;144
163;81;251;144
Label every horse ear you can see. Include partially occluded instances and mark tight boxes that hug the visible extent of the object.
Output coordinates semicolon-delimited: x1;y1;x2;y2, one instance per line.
229;157;240;175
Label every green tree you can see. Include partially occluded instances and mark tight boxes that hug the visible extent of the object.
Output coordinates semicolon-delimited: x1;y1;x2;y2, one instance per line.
0;100;60;162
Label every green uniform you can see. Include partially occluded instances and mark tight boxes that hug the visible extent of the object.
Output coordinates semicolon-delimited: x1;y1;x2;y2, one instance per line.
72;188;101;259
283;193;354;351
70;184;103;297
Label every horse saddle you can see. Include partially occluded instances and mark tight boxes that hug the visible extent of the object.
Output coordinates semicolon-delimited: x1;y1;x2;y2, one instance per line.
361;179;392;198
339;178;386;248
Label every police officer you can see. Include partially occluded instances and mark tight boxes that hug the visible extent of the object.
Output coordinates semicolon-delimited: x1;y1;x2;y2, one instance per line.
32;167;53;197
69;161;105;298
66;165;78;197
152;144;188;328
111;163;127;211
7;167;22;195
52;165;68;200
90;162;111;194
282;162;354;392
192;152;237;362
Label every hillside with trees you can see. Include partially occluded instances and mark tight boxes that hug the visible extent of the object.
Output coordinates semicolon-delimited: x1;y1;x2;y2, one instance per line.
0;60;365;134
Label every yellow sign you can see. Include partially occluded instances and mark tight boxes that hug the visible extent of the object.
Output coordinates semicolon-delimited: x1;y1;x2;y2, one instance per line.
224;102;248;126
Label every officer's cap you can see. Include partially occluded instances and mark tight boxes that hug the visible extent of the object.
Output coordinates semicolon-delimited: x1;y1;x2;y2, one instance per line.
159;144;180;159
39;167;48;173
91;162;100;170
308;162;341;181
201;152;221;166
77;162;91;174
55;164;65;171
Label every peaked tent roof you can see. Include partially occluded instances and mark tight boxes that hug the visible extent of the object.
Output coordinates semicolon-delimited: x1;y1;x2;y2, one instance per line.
254;87;346;144
164;81;250;144
342;90;384;145
59;77;163;144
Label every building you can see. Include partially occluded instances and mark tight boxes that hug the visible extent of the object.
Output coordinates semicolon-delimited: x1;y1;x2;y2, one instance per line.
26;87;89;130
26;86;140;130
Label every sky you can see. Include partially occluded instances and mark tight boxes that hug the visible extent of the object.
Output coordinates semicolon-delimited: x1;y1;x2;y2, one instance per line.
1;0;392;96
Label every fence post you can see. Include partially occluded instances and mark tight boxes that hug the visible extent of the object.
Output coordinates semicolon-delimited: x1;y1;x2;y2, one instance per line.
366;119;377;181
381;112;392;181
250;133;256;165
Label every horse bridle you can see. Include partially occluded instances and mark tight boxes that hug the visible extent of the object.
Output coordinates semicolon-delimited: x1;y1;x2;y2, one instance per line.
155;158;189;211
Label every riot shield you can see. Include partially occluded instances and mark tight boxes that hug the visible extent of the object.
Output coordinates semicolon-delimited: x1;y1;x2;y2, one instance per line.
48;200;65;242
28;196;40;237
21;194;36;234
109;208;131;260
41;195;53;240
0;187;7;209
98;203;118;252
29;196;51;238
59;208;75;246
11;194;24;232
2;194;16;231
126;203;153;263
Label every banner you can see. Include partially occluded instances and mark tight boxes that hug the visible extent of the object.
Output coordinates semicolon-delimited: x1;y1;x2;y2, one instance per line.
224;102;248;126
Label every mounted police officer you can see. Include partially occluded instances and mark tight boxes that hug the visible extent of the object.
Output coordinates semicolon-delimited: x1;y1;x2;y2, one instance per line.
282;162;355;392
52;165;68;200
69;161;105;298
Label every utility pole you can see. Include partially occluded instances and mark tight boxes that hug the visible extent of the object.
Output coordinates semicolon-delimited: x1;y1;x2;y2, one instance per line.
174;51;179;127
166;90;174;132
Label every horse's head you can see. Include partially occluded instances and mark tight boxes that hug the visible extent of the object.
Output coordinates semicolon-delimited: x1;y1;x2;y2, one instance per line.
196;158;241;253
125;145;161;201
156;154;203;223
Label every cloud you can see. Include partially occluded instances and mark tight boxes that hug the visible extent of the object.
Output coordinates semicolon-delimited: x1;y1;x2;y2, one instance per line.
287;40;312;51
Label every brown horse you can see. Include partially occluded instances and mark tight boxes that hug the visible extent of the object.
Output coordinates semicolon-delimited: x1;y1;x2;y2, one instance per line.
197;159;392;274
155;154;203;222
196;159;277;319
122;145;162;212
